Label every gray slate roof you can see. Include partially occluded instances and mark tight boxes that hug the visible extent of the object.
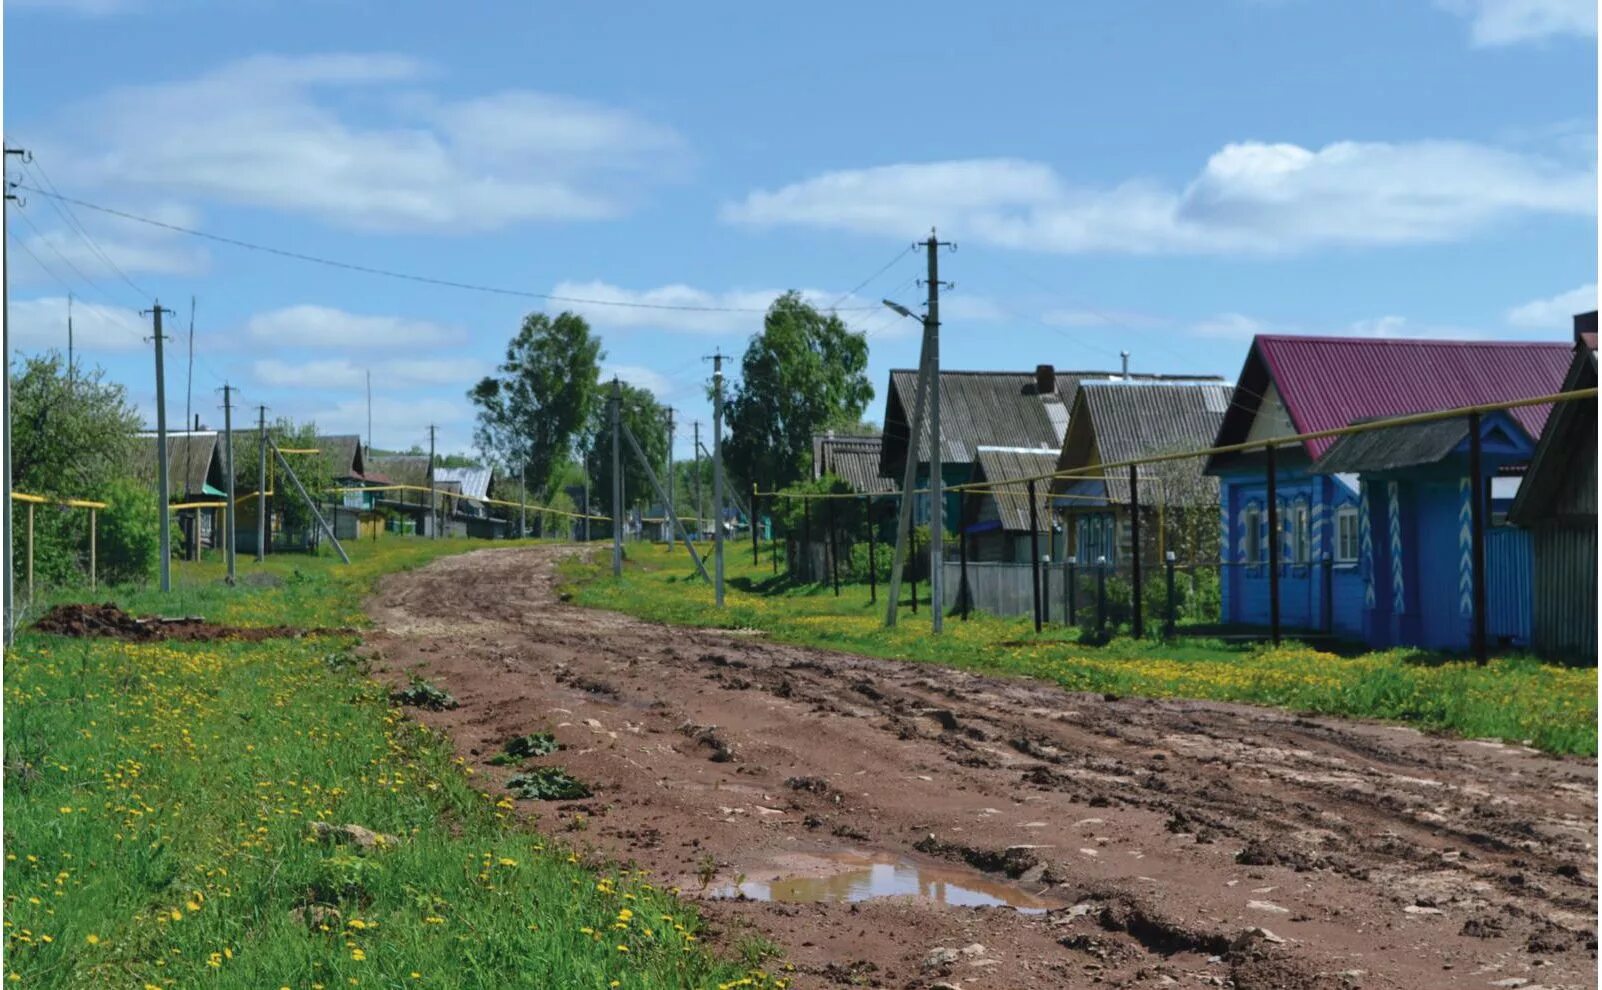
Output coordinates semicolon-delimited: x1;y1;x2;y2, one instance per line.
315;435;365;480
1511;340;1597;524
1309;419;1475;475
880;367;1223;479
972;447;1058;532
136;432;222;497
434;466;494;502
369;455;432;488
812;434;893;494
1052;382;1233;504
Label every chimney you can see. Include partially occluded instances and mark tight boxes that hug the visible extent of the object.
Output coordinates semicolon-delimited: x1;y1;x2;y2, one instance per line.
1034;363;1056;395
1120;351;1130;380
1574;310;1597;347
194;414;200;431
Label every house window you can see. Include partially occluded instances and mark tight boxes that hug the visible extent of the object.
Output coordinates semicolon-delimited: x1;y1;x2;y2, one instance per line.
1243;505;1261;565
1292;503;1310;564
1335;506;1359;563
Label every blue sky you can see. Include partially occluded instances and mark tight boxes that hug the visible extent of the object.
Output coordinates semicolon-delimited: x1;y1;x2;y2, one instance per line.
4;0;1596;461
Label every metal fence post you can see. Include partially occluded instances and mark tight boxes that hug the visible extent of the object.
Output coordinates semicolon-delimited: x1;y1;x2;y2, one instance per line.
1129;465;1143;639
1029;479;1042;633
1469;411;1488;664
828;497;840;597
1096;555;1107;638
867;497;877;603
1066;555;1077;627
910;526;918;614
802;497;811;582
89;507;97;591
959;515;969;620
1266;442;1281;646
1164;551;1177;639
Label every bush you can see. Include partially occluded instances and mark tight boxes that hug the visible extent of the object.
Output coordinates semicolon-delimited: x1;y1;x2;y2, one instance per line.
95;477;160;585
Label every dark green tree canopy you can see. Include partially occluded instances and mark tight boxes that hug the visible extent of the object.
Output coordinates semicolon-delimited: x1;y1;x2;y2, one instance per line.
469;311;603;498
10;352;139;496
583;379;668;531
723;292;872;493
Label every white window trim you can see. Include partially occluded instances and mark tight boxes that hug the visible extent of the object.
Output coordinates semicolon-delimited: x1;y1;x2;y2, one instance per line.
1335;505;1359;564
1243;504;1262;566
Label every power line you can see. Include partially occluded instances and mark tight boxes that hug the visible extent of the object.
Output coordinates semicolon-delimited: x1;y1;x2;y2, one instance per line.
20;157;147;299
14;184;882;315
10;204;115;301
822;244;916;313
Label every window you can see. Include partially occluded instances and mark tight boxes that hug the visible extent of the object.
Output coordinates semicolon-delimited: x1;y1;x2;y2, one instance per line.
1336;506;1359;563
1243;505;1261;565
1292;503;1310;564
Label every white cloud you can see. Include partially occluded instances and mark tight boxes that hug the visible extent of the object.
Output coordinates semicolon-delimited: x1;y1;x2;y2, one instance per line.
253;355;488;389
1505;283;1598;329
601;364;675;400
50;53;685;232
14;214;209;286
306;395;472;454
7;0;135;14
1189;311;1482;341
1437;0;1595;45
550;281;885;336
1192;312;1270;339
724;140;1595;255
7;296;146;354
245;305;459;349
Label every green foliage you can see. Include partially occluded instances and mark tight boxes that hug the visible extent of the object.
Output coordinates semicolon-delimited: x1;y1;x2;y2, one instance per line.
504;732;561;758
724;292;873;494
389;678;459;711
470;311;604;498
93;477;161;585
582;380;667;535
506;767;591;800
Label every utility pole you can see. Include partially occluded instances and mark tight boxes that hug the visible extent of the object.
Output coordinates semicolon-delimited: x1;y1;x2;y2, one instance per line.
665;407;675;551
144;301;176;592
4;145;30;643
66;292;73;385
427;425;438;539
256;405;268;562
519;464;526;539
693;421;702;540
709;351;726;607
220;383;237;583
611;378;622;576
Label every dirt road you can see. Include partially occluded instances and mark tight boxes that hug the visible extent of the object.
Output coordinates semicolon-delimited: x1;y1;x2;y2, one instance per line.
364;546;1596;989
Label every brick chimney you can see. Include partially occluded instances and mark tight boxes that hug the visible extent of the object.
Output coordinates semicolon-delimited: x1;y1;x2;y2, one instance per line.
1034;364;1056;395
1574;310;1597;347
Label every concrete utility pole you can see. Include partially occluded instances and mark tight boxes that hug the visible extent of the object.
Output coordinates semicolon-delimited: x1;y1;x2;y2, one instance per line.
144;301;176;592
256;405;268;561
519;464;526;539
710;352;726;606
221;383;236;583
4;145;29;643
693;421;702;539
427;424;438;539
665;407;675;550
611;378;623;576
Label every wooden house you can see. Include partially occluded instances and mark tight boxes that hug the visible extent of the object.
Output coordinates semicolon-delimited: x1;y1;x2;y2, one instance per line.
1051;381;1233;568
962;446;1058;562
1206;335;1572;645
1508;312;1598;663
136;431;226;553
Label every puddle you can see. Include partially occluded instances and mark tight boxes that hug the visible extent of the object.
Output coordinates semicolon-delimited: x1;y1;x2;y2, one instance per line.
711;852;1056;914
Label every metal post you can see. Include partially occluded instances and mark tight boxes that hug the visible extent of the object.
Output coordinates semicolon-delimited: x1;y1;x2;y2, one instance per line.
222;384;236;583
802;498;811;580
519;465;526;539
611;379;622;576
959;511;969;620
1067;556;1077;627
829;497;840;597
1029;479;1042;633
26;503;34;603
666;407;675;550
926;232;945;635
909;526;918;613
773;516;780;574
1165;551;1177;639
711;354;726;607
4;145;29;644
1469;411;1488;663
1096;556;1108;637
427;424;438;540
693;421;702;542
752;484;760;565
620;420;710;582
886;326;935;628
867;498;877;602
1129;464;1143;639
89;508;97;590
272;442;349;564
256;406;267;561
1265;443;1281;646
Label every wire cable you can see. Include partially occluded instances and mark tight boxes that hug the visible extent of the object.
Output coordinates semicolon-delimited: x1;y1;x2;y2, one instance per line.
21;157;148;299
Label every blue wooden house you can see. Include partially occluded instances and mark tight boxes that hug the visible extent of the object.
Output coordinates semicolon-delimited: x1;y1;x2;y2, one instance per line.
1204;335;1573;647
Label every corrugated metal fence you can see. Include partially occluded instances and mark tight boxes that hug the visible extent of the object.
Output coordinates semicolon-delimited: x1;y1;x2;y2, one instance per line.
1485;526;1532;646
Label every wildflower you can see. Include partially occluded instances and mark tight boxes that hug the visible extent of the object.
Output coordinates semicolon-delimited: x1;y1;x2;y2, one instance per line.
351;948;366;962
616;944;629;953
85;934;101;945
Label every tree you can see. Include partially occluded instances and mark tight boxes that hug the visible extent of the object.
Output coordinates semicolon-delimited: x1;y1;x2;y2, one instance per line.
469;311;603;498
723;292;872;494
582;380;667;536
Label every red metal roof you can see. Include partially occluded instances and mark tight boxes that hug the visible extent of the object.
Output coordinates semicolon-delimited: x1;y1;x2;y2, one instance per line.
1255;335;1574;460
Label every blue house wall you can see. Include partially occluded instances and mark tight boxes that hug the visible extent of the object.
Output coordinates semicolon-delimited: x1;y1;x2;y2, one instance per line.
1216;458;1365;638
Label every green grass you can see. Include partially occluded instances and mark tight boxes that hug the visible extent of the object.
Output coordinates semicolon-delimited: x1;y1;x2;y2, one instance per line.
563;542;1597;757
5;536;784;989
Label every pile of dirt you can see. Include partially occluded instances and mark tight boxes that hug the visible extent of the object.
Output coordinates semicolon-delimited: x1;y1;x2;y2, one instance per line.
32;602;350;642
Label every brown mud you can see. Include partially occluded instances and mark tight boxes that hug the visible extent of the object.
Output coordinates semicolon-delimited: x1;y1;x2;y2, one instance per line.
33;602;353;642
363;546;1597;989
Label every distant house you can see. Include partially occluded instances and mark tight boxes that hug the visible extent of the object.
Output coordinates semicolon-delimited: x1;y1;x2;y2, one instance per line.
878;364;1223;535
812;433;893;495
1206;334;1573;645
136;431;226;552
434;466;496;517
367;455;444;535
1509;312;1598;663
1051;381;1233;568
962;446;1058;562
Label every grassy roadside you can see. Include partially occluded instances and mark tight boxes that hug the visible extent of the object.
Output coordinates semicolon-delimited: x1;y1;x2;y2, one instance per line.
563;542;1597;757
5;538;778;990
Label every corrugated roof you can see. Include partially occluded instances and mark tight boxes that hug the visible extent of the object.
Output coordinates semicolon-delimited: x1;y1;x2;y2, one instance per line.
880;366;1222;479
1510;343;1598;523
369;455;431;487
315;435;365;480
1052;381;1232;504
1309;418;1474;475
813;435;894;494
1210;336;1573;469
135;432;220;497
972;447;1058;532
434;466;494;502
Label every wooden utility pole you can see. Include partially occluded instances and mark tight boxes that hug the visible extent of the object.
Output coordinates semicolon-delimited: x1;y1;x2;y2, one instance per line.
665;407;675;550
144;301;176;592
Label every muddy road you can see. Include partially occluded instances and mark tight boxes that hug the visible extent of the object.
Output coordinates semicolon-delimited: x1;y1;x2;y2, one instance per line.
364;546;1596;989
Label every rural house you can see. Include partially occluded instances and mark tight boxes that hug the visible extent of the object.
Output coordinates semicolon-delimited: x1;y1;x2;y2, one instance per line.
1051;380;1234;569
878;364;1223;537
812;433;893;495
136;430;226;554
1508;312;1598;663
961;446;1059;562
1206;334;1573;645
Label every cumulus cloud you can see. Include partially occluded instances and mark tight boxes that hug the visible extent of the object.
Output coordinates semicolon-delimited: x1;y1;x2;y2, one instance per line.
1505;283;1598;329
253;355;488;389
7;296;146;354
245;305;459;349
306;395;472;454
1437;0;1596;45
550;281;885;336
723;140;1594;255
1189;311;1482;341
50;53;685;232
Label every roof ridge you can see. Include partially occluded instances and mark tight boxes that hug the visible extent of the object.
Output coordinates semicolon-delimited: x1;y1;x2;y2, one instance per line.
1257;334;1572;349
